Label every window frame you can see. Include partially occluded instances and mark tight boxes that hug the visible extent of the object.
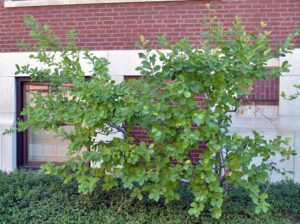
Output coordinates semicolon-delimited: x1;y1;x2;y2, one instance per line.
16;78;68;168
16;77;27;168
16;77;44;168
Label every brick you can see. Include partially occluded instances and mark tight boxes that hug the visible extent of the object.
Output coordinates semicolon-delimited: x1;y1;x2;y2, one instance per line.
0;0;299;52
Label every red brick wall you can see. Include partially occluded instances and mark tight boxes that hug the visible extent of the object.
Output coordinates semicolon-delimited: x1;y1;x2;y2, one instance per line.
1;0;300;51
1;0;299;104
245;78;280;105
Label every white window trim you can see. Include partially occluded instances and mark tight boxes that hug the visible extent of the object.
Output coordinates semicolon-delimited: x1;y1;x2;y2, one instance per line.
4;0;188;8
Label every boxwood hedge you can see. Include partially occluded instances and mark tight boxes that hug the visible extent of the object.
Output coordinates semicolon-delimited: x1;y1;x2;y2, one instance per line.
0;170;299;224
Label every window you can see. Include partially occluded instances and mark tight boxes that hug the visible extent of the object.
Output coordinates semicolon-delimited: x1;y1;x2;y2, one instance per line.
5;0;186;8
17;78;70;168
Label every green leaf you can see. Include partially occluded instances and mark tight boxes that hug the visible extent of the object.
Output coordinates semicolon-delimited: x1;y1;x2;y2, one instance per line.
260;192;268;200
183;91;192;98
193;113;205;126
140;35;145;42
149;190;160;202
212;207;222;219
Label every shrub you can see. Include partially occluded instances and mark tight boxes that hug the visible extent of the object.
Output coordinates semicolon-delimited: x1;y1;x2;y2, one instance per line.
0;171;298;224
268;181;300;215
9;6;299;219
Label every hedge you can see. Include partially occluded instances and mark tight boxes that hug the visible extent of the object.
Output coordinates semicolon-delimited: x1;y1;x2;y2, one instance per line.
0;170;299;224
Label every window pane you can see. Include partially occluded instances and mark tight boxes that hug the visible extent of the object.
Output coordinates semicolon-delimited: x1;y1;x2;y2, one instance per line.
24;82;69;164
28;128;69;163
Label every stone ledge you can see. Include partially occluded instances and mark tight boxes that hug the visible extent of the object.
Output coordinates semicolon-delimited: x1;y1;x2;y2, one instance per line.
4;0;188;8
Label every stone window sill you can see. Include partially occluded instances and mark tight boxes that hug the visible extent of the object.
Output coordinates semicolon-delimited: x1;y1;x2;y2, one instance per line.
4;0;190;8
